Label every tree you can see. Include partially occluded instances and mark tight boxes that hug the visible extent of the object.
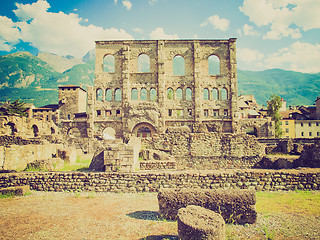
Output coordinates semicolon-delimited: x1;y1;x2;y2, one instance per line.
8;99;28;117
267;94;282;138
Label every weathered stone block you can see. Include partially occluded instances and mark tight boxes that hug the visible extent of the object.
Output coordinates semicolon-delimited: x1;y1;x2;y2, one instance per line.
0;185;30;196
178;205;225;240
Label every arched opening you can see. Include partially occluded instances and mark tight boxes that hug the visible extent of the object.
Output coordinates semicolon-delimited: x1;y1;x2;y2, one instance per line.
105;89;112;101
186;88;192;100
173;55;185;75
68;127;81;138
167;88;174;100
137;54;150;72
96;88;103;101
140;88;147;100
150;88;157;101
115;89;121;102
131;88;138;100
102;127;116;140
221;88;228;100
212;88;218;100
32;124;39;137
132;123;156;138
176;88;183;100
6;122;17;135
208;55;220;75
246;126;258;137
103;55;115;73
203;88;209;100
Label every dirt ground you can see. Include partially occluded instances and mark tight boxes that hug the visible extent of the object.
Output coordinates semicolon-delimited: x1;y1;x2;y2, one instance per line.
0;191;320;240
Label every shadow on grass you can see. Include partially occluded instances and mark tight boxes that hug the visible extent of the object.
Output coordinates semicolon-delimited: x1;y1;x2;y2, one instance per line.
127;211;161;221
139;235;178;240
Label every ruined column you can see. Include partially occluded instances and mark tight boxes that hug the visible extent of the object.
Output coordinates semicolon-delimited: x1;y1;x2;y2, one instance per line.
157;40;166;133
193;41;202;123
121;43;130;135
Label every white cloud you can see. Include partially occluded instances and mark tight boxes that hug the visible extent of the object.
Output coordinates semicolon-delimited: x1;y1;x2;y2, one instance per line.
265;41;320;73
148;0;158;5
133;28;143;33
239;0;320;39
149;27;178;39
238;24;260;36
0;0;133;58
114;0;118;4
237;47;264;63
122;0;132;10
201;15;229;31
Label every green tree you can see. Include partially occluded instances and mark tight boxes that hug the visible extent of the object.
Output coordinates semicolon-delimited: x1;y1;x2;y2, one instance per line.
8;99;28;117
267;94;282;138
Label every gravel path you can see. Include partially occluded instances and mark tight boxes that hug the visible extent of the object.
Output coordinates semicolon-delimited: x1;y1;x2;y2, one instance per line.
0;191;319;240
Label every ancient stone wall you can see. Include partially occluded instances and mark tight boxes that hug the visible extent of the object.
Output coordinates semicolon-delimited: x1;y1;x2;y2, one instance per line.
142;132;265;169
0;169;319;192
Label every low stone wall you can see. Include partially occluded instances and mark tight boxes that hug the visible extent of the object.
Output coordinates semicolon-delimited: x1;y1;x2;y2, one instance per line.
139;161;176;170
0;169;319;192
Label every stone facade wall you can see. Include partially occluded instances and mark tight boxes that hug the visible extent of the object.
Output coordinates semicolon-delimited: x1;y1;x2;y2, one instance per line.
0;169;319;192
142;132;265;170
140;161;176;170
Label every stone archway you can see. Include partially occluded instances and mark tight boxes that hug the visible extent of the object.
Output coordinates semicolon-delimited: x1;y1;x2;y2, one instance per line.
102;127;116;140
6;122;17;135
245;126;258;137
68;127;81;138
132;122;156;138
31;124;39;137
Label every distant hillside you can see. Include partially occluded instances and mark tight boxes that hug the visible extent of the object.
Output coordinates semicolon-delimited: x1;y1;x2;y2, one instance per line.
37;52;83;73
237;69;320;106
0;51;319;107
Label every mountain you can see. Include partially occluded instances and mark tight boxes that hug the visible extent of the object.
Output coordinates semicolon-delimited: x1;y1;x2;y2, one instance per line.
0;51;319;107
37;52;83;73
237;69;320;106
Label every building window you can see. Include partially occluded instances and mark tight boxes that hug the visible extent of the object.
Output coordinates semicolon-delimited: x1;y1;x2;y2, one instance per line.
177;109;183;117
188;109;192;117
140;88;147;100
301;132;304;136
106;110;112;116
67;114;71;120
97;110;101;117
301;123;303;127
186;88;192;100
150;88;157;101
168;109;172;116
309;132;312;136
173;55;185;75
317;132;319;136
115;89;121;101
208;55;220;75
116;110;121;117
224;109;228;116
309;123;312;127
285;121;289;125
137;54;150;73
176;88;183;100
286;128;289;133
103;55;115;73
96;88;103;101
167;88;174;100
203;88;209;100
131;88;138;100
106;89;112;101
221;88;228;100
212;88;218;100
317;123;319;127
204;109;208;117
213;110;219;117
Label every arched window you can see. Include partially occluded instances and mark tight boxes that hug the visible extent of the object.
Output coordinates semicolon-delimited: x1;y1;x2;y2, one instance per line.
186;88;192;100
167;88;174;100
103;55;115;73
173;55;185;75
102;127;116;140
208;55;220;75
137;54;150;72
68;127;81;138
150;88;157;101
176;88;183;100
212;88;218;100
221;88;228;100
96;88;103;101
105;89;112;101
32;124;39;137
140;88;147;100
115;89;121;102
131;88;138;100
203;88;209;100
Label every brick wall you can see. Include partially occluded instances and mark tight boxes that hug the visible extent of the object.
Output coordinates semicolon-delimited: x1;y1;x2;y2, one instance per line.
1;169;319;192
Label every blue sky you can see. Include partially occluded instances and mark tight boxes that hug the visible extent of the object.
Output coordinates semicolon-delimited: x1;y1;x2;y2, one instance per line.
0;0;320;72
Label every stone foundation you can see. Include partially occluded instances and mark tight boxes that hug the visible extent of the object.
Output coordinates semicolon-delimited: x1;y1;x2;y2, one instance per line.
0;169;319;192
139;161;176;170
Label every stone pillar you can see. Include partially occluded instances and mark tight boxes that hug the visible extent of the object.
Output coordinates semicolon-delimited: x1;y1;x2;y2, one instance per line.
86;86;95;138
193;41;202;123
122;43;130;135
157;40;166;133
